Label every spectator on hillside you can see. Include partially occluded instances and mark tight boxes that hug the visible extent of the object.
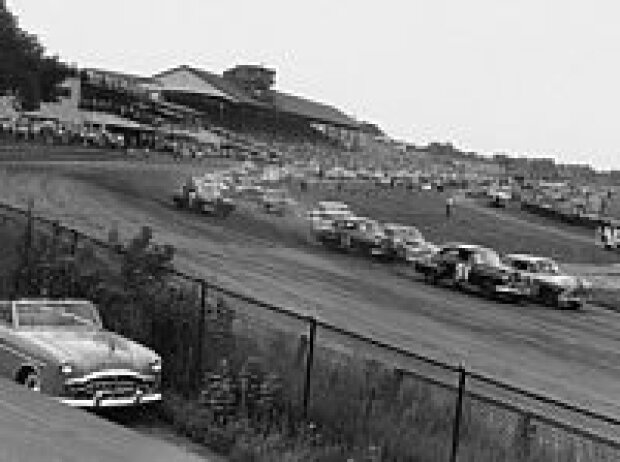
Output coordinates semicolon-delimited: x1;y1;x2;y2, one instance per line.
446;196;454;218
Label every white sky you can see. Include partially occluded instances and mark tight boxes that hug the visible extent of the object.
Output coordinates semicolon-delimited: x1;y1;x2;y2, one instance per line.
7;0;620;170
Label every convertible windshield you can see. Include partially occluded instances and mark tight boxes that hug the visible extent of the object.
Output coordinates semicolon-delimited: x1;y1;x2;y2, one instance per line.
15;301;100;328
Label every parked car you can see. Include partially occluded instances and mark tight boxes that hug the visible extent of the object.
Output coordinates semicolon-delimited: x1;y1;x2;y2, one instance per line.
595;219;620;250
503;254;591;309
489;191;511;208
0;299;162;408
261;188;290;215
103;130;126;149
416;243;529;301
316;201;351;215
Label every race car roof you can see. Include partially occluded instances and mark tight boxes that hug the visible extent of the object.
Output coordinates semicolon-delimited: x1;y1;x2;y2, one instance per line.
505;253;555;263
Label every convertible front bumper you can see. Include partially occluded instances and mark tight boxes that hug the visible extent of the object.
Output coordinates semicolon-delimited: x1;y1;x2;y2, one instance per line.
56;392;162;408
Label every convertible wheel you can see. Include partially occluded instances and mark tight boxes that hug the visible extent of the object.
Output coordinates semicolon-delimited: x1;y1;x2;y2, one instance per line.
424;273;436;285
24;371;42;392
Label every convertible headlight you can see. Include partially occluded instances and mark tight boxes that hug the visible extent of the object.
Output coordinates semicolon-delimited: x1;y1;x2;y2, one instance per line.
579;279;592;290
499;273;511;283
150;359;162;373
60;363;73;375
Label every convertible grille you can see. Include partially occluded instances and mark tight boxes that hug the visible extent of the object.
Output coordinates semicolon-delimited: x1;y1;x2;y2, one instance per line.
65;375;156;399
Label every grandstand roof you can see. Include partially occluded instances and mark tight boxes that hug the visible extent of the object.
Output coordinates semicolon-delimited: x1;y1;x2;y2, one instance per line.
84;68;157;85
271;90;358;128
154;65;359;129
154;66;241;104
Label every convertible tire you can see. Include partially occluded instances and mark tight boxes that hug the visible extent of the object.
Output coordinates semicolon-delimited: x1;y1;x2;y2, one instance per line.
24;371;42;392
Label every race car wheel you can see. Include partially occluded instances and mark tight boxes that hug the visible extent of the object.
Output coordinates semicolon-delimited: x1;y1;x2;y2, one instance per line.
539;288;558;307
481;281;496;300
424;272;437;285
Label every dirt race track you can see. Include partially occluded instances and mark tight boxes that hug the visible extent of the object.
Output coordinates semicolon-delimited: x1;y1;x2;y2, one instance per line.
3;153;620;425
0;378;211;462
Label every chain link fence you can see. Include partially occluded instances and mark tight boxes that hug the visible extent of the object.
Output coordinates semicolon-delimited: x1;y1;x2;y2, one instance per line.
2;201;620;460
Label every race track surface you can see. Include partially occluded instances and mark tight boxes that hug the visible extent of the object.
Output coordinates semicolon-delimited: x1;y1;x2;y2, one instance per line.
0;378;210;462
2;158;620;424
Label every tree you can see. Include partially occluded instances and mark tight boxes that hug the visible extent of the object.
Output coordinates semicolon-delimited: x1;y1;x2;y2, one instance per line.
0;1;72;109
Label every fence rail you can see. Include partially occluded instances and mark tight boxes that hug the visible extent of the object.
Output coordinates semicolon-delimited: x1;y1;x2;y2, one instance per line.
1;199;620;460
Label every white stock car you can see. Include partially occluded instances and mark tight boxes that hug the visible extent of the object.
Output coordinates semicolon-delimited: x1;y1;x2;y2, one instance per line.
503;254;591;309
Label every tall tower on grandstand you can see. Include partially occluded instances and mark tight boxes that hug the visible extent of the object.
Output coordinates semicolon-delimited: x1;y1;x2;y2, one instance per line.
223;65;275;101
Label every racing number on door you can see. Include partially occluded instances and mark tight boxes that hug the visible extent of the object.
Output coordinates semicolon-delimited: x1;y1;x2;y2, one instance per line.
455;263;470;282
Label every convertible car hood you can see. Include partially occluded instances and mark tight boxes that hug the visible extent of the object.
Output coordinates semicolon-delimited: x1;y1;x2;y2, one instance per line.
14;329;157;370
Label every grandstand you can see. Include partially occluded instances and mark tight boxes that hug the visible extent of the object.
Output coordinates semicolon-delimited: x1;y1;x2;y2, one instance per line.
154;65;361;148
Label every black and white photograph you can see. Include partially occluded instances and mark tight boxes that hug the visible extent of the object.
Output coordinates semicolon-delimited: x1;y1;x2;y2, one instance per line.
1;1;620;461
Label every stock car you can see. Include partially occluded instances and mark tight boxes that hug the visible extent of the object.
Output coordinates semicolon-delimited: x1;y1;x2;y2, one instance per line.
0;299;162;408
503;254;591;309
415;243;529;301
334;216;388;257
382;224;438;262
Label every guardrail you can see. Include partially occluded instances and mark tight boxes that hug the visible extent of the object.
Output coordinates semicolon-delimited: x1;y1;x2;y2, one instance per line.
1;200;620;461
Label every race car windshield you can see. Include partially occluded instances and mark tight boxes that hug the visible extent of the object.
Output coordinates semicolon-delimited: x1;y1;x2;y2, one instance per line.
477;250;502;266
16;302;100;328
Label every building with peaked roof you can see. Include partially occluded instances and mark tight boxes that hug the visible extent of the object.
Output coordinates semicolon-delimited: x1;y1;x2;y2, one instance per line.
154;64;360;147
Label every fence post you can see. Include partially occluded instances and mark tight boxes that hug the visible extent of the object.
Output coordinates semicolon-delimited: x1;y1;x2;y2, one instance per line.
515;412;536;461
70;229;79;256
195;279;207;391
302;316;317;419
450;364;467;462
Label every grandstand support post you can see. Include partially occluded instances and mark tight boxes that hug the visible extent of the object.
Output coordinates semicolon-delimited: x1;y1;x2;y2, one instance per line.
25;198;34;253
195;279;207;391
21;199;34;296
302;317;317;419
450;365;467;462
70;229;79;256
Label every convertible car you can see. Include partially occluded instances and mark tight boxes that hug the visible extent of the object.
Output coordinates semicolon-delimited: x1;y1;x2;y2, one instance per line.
0;299;162;408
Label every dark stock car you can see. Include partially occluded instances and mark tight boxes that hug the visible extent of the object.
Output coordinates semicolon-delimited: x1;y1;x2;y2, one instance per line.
415;243;529;302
